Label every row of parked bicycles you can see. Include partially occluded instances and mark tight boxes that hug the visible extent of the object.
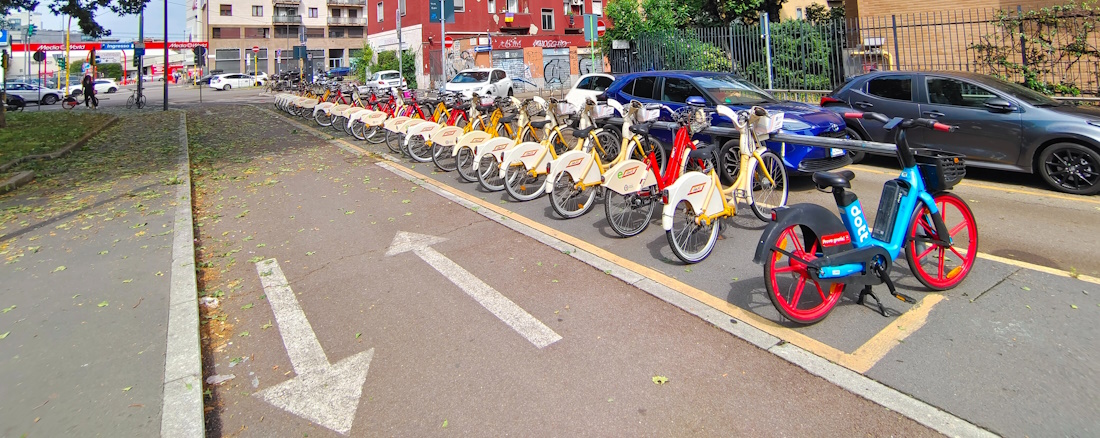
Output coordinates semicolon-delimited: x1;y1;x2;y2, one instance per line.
271;86;979;325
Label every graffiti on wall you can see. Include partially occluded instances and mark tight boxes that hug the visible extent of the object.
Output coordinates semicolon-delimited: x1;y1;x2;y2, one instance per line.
578;56;603;75
445;45;474;81
543;58;570;89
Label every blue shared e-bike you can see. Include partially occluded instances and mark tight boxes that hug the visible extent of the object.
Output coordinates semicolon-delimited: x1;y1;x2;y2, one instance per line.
753;112;979;324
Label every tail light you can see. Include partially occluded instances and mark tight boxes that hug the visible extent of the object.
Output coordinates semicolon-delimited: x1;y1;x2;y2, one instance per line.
819;96;843;106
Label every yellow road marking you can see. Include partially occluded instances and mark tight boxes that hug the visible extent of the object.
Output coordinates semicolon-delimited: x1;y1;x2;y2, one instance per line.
849;164;1100;206
977;253;1100;285
849;294;944;373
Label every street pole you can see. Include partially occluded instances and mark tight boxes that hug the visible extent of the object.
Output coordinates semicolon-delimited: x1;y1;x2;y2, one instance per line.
435;0;440;89
397;7;402;91
164;0;169;111
64;17;71;94
138;7;144;104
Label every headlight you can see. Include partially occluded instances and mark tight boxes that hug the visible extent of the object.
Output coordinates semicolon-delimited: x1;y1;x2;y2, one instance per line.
781;119;813;131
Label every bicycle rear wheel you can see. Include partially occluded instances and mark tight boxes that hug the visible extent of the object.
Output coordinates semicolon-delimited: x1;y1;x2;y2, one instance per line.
62;98;78;110
126;95;135;109
406;135;434;163
905;192;978;290
315;110;333;127
503;165;546;201
763;223;845;324
477;155;506;191
432;143;458;172
665;200;719;263
750;151;789;222
605;190;655;238
455;148;478;182
549;171;597;219
364;126;385;144
137;95;146;109
386;130;404;154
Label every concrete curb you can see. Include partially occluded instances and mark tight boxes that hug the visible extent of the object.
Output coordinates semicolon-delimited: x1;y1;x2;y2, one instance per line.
0;171;34;194
159;111;204;437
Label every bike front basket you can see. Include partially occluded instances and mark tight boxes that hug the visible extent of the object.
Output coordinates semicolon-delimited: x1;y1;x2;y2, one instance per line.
913;149;966;192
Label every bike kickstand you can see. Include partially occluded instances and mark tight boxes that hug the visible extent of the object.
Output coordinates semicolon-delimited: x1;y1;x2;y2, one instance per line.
857;285;888;317
878;267;917;305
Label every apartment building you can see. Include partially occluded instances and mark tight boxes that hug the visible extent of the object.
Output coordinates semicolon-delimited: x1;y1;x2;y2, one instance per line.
204;0;369;74
371;0;608;89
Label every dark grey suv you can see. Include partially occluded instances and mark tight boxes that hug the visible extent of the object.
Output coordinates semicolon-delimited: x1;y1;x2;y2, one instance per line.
822;71;1100;195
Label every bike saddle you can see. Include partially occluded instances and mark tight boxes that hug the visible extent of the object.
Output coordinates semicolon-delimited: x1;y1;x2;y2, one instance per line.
499;115;516;124
454;103;471;111
530;120;551;129
571;126;595;138
629;123;651;135
688;144;716;161
812;170;856;190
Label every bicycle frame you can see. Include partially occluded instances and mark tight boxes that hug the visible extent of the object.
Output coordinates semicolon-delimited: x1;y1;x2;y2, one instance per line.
542;100;619;193
603;101;698;197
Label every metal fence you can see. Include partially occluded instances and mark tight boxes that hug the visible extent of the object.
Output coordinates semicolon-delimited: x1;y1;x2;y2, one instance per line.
609;5;1100;95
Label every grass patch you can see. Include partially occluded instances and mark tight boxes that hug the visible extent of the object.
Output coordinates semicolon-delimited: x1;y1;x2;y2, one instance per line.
0;111;114;163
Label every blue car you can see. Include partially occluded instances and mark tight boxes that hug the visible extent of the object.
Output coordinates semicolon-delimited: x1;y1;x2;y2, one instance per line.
603;71;851;183
327;67;351;78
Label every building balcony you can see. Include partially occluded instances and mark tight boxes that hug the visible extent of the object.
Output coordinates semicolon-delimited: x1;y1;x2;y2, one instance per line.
327;16;366;25
326;0;366;5
273;15;303;24
273;0;300;5
498;12;532;33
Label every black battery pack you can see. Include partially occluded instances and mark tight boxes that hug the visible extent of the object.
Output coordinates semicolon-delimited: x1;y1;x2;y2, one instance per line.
872;180;907;241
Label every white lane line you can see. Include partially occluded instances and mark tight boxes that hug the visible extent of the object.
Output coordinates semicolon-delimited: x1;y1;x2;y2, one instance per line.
386;231;562;349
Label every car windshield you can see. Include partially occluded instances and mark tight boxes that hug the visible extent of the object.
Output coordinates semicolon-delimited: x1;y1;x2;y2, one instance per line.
693;74;777;105
451;71;489;84
979;76;1060;106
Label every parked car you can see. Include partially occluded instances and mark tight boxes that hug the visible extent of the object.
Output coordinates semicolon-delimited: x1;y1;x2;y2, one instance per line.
246;71;269;85
67;78;119;96
604;71;850;183
565;73;616;110
822;70;1100;194
359;70;407;93
326;67;351;79
4;92;26;111
209;73;257;90
194;75;214;86
444;68;514;98
2;82;64;105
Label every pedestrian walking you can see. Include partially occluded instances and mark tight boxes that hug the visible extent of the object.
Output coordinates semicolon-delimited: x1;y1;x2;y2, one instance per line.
81;74;97;109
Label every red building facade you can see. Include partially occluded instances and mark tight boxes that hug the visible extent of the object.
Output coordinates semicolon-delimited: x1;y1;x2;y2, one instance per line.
367;0;608;89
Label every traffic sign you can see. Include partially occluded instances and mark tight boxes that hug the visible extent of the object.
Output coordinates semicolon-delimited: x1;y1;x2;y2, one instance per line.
444;36;453;49
33;50;45;62
252;46;260;53
583;14;598;42
0;30;8;45
597;19;606;37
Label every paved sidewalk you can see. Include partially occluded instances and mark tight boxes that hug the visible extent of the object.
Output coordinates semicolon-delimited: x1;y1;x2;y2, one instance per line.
0;111;199;437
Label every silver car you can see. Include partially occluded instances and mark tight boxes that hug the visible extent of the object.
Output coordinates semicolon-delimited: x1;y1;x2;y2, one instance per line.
359;70;407;93
2;82;64;105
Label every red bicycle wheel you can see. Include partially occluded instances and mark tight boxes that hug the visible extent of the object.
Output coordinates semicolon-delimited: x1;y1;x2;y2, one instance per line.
764;224;846;324
905;192;978;290
62;98;78;110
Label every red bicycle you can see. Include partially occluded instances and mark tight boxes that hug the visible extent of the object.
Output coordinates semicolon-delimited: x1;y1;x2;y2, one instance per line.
601;100;712;237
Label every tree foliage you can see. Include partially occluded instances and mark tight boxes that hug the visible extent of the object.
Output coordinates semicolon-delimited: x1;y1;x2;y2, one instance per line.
350;43;375;83
1;0;147;38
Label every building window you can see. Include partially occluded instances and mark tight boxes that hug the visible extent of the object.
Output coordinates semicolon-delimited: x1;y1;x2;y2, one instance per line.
331;8;342;17
305;27;325;38
348;9;357;18
308;7;318;17
220;4;231;16
506;0;517;13
329;28;344;38
252;5;262;16
376;2;383;21
212;27;222;38
488;0;494;13
541;8;553;30
592;0;602;15
454;0;464;12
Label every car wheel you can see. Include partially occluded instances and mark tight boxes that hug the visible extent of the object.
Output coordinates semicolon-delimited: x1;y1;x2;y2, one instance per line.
718;139;740;185
41;94;58;105
1037;142;1100;195
844;127;866;163
507;88;514;97
224;84;232;90
108;87;117;93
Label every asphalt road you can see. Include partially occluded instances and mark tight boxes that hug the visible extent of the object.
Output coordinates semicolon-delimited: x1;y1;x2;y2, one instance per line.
188;104;941;436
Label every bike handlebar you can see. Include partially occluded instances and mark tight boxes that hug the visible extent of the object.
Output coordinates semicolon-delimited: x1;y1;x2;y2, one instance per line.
844;111;957;132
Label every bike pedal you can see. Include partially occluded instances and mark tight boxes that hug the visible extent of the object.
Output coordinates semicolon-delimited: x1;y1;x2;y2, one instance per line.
894;293;917;304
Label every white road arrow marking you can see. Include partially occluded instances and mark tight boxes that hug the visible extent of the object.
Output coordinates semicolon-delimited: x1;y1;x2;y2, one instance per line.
386;231;562;348
253;259;374;435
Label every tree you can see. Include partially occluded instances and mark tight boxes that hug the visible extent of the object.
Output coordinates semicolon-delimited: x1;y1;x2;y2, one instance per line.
805;3;844;24
375;50;418;89
0;0;147;38
350;42;375;83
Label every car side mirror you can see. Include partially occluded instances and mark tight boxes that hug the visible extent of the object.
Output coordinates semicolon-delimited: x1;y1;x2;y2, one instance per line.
686;96;706;107
984;97;1015;112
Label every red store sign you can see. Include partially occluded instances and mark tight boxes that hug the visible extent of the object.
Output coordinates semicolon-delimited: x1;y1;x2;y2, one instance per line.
491;35;589;51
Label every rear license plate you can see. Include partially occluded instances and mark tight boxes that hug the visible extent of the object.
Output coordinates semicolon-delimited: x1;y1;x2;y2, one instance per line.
830;148;845;157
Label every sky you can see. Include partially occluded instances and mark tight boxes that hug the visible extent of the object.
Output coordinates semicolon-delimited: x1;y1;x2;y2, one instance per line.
32;0;191;41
